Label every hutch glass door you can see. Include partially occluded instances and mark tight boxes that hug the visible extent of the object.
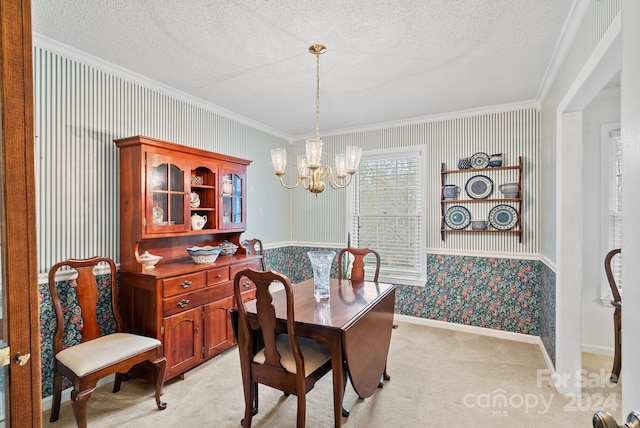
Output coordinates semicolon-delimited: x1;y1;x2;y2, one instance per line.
220;170;244;229
146;152;189;234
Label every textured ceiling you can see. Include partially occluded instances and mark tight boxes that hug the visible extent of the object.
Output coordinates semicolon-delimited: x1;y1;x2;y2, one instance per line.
31;0;576;139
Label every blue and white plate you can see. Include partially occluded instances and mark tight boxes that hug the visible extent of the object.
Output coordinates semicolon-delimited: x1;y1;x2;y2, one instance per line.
488;205;518;230
465;175;493;199
470;152;489;169
444;205;471;230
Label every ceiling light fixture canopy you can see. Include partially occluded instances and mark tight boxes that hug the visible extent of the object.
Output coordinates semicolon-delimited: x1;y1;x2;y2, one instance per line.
271;44;362;198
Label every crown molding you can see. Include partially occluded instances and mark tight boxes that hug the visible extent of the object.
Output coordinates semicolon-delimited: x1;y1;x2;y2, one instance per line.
32;33;290;141
33;32;545;144
292;100;541;141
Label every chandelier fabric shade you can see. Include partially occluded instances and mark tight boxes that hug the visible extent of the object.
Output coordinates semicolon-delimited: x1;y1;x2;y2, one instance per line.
271;44;362;197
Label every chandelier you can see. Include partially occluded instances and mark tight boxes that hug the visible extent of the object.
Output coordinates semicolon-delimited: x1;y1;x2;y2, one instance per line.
271;44;362;197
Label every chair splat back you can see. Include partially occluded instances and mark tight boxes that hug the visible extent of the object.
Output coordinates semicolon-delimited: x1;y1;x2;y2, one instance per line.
337;247;381;284
74;266;101;340
605;248;622;304
236;269;303;373
48;257;121;347
241;238;266;271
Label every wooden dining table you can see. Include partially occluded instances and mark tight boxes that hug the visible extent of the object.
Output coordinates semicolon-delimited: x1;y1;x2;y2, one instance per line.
242;278;396;427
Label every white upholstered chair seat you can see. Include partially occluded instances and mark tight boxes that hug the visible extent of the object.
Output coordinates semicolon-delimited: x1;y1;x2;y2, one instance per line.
56;332;162;377
253;334;330;376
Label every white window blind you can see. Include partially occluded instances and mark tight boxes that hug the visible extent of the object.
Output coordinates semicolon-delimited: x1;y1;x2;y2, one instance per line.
608;134;623;289
348;148;425;282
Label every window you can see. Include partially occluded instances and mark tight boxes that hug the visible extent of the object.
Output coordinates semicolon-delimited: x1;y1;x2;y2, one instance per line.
607;131;623;290
348;147;425;284
601;125;622;299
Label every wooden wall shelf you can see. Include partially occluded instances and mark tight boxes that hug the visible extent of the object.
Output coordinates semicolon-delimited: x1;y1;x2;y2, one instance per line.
440;156;523;242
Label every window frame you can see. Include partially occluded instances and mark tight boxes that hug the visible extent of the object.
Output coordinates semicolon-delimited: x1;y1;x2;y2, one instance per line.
346;146;426;286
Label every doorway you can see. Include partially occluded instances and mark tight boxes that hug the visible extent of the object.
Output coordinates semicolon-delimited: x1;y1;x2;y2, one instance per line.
555;13;621;396
0;0;43;425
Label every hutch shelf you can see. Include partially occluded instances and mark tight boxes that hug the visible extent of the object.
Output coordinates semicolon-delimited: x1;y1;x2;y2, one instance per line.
440;155;523;242
114;135;262;380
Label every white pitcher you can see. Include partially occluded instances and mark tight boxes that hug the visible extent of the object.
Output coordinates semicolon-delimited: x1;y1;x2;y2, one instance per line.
191;213;207;230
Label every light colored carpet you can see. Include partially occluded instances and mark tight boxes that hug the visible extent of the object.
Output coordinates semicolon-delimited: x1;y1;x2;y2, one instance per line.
43;321;622;427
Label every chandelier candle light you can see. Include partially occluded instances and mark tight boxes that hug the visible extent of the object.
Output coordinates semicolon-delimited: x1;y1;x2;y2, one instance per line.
271;44;362;197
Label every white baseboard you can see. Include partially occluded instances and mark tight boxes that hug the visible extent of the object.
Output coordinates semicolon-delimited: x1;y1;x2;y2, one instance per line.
582;343;615;356
394;314;541;344
41;375;115;412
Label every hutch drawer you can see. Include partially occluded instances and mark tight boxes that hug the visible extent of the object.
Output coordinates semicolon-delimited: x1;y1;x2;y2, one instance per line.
163;271;207;298
207;266;230;285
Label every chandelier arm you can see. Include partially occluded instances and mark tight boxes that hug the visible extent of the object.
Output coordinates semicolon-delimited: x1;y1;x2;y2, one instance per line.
331;174;353;189
323;165;353;189
276;174;303;190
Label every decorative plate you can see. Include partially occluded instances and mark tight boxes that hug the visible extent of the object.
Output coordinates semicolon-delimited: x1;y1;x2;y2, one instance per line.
470;152;490;169
444;205;471;230
465;175;493;199
488;204;519;230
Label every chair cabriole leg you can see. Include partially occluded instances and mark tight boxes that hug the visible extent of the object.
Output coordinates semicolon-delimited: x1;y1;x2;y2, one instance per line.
70;387;95;428
154;357;168;409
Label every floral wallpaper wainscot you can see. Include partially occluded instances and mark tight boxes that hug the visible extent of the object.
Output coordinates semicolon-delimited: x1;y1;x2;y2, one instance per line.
394;254;541;335
38;248;548;399
263;246;341;284
539;262;556;366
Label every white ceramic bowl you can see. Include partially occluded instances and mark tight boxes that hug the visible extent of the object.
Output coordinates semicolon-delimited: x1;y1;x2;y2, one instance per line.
499;182;520;198
138;251;162;269
186;245;221;264
471;220;488;230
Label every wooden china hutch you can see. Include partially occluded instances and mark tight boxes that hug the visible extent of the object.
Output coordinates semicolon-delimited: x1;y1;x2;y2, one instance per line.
114;135;262;380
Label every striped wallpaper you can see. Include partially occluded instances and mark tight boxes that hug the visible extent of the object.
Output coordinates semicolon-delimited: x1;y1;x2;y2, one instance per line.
290;108;540;256
33;45;287;273
567;0;621;71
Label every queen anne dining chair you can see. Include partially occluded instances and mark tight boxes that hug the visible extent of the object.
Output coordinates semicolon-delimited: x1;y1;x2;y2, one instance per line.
233;268;332;428
604;248;622;382
337;247;381;284
336;247;390;392
241;238;266;270
47;256;167;427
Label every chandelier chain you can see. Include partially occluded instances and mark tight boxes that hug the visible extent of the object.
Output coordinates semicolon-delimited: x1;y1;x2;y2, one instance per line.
315;49;321;142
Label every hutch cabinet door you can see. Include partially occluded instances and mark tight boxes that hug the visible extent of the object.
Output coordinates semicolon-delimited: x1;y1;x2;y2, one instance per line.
203;296;235;358
163;307;202;379
145;151;190;234
219;163;246;230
